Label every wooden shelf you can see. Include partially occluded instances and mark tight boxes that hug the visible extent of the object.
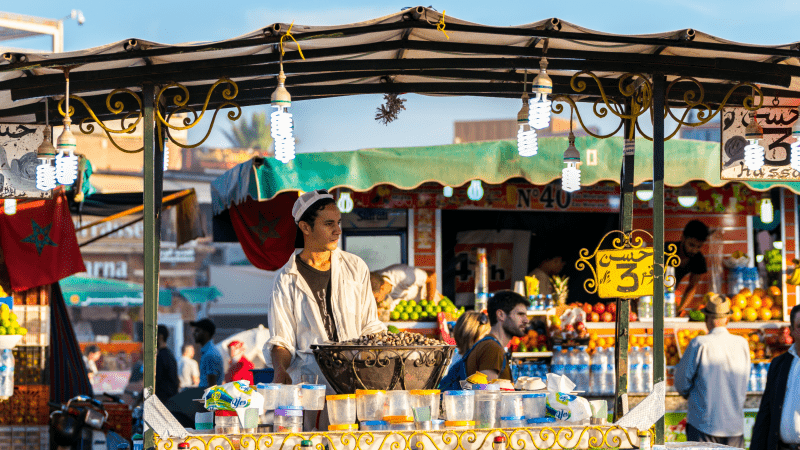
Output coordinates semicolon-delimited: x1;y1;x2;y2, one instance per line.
511;351;553;358
527;308;555;317
584;321;790;330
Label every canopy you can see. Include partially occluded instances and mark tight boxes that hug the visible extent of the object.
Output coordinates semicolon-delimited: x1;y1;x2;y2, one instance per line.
211;136;800;212
59;276;172;307
177;286;223;304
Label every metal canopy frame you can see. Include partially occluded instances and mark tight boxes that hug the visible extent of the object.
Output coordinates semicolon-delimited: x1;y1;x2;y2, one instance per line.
2;6;798;447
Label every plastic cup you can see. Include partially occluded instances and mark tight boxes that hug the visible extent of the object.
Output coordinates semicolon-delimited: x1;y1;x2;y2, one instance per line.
444;420;474;430
443;390;475;422
499;392;524;418
274;407;303;433
356;390;387;422
499;416;526;428
474;391;499;429
385;390;413;422
522;393;546;419
278;385;302;408
359;420;388;431
326;394;356;425
301;384;326;410
257;383;281;411
409;390;440;421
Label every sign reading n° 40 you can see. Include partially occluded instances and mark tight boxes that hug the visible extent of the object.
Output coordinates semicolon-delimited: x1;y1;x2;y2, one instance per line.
596;248;654;299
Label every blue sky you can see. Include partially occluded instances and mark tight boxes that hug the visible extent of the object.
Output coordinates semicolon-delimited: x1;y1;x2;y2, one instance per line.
5;1;800;153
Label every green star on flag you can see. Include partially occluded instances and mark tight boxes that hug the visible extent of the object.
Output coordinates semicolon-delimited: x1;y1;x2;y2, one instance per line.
21;219;58;255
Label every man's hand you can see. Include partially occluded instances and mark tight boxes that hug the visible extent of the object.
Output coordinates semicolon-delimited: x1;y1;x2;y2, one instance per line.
270;345;293;385
272;367;293;385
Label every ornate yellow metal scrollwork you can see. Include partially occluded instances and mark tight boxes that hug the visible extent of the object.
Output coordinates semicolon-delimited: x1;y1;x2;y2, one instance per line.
156;77;242;149
58;89;146;153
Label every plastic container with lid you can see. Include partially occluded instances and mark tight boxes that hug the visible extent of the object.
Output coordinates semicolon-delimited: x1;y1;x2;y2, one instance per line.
257;383;282;410
474;391;499;429
328;423;359;432
385;390;413;422
499;392;524;418
431;419;445;430
522;393;546;419
409;390;440;421
388;421;416;431
526;417;555;425
499;416;526;428
443;390;475;422
278;385;302;408
356;390;387;422
214;415;240;434
326;394;356;425
359;420;388;431
301;384;326;410
274;407;304;433
444;420;474;431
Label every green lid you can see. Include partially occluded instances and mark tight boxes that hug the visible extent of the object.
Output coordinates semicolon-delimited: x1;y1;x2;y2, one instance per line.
132;434;143;440
301;440;313;447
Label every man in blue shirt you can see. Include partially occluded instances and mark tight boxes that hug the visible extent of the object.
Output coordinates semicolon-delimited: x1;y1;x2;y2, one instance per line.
190;318;223;388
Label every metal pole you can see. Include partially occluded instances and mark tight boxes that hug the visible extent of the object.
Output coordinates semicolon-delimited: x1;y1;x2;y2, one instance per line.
652;73;666;444
142;83;164;450
614;102;634;420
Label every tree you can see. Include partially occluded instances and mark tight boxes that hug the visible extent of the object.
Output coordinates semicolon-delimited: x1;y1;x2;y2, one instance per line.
220;111;272;150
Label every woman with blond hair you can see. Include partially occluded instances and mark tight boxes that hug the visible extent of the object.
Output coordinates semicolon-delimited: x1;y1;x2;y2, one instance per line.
452;311;491;364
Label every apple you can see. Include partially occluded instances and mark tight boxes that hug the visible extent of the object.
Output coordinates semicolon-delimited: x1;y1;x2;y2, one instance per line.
787;336;795;345
582;303;593;315
593;303;606;315
606;302;617;315
565;324;575;333
576;322;586;332
590;312;600;323
630;311;638;322
601;312;614;322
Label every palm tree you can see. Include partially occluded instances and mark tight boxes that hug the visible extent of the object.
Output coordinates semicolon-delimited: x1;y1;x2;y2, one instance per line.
220;111;272;150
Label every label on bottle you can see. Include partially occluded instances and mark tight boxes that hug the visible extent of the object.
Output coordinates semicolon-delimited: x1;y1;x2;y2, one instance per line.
630;364;641;371
551;364;565;373
576;364;589;372
590;364;603;372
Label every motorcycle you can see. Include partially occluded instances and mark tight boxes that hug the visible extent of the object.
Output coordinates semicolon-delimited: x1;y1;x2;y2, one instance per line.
49;394;129;450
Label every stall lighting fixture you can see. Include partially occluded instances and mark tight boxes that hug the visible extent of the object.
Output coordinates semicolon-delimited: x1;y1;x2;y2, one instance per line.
561;132;581;193
756;254;764;263
271;63;296;164
35;110;57;192
635;183;654;202
791;109;800;172
744;110;765;171
760;197;774;224
163;137;169;172
517;92;538;157
677;185;698;208
530;58;553;130
773;240;783;250
467;180;484;201
56;74;78;186
443;186;453;198
337;191;354;213
3;200;16;216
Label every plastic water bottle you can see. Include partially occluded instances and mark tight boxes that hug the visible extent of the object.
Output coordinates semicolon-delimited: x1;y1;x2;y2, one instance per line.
642;346;653;393
0;349;14;398
590;349;606;394
551;346;564;376
576;346;591;393
629;347;642;393
748;364;757;392
565;347;578;384
758;363;768;392
605;348;616;395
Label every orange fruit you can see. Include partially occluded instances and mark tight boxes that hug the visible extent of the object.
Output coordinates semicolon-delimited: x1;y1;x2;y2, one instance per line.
769;286;781;298
606;337;615;347
751;334;761;343
732;294;748;310
589;332;598;342
759;308;772;321
753;288;766;298
646;336;654;346
762;297;774;310
731;306;743;322
748;295;762;310
750;350;756;360
771;307;782;320
744;307;758;322
588;341;597;350
597;338;607;348
739;288;752;296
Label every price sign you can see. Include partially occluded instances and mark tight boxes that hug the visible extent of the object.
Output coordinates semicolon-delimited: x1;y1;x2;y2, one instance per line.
595;248;654;298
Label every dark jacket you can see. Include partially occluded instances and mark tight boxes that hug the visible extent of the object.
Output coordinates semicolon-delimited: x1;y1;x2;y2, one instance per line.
750;351;795;450
155;347;179;403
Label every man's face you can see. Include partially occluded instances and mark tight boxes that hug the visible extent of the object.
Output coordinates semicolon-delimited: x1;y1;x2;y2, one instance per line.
791;310;800;348
185;346;195;358
301;204;341;252
543;257;565;275
90;351;101;362
229;346;244;361
501;304;529;338
192;327;209;344
682;237;705;256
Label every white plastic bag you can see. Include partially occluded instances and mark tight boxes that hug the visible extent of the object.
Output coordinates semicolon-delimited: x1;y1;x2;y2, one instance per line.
544;373;591;422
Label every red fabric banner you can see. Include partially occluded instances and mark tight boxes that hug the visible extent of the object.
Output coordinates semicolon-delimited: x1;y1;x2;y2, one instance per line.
0;191;86;292
229;193;297;271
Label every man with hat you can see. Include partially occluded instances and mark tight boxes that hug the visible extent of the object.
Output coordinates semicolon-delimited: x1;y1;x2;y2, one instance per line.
267;189;386;389
674;294;750;446
190;318;224;388
224;341;254;384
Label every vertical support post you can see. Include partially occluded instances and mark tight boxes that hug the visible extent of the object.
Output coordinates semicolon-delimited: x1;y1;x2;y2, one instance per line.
652;73;667;444
614;103;635;420
142;83;164;450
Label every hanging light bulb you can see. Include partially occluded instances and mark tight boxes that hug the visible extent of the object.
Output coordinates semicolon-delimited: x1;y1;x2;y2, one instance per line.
760;197;774;224
36;125;57;192
3;199;16;215
636;183;654;202
163;136;170;172
516;86;537;157
562;131;581;193
271;63;296;164
443;186;453;198
337;191;354;213
791;108;800;173
773;240;784;250
56;74;78;185
744;110;764;171
677;185;698;208
530;58;553;130
467;180;484;201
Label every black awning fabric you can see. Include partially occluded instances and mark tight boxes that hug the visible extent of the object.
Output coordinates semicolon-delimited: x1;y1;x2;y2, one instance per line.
68;190;185;217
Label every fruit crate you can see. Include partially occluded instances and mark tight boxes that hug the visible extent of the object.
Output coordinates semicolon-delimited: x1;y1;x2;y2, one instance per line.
10;306;48;346
11;347;47;385
105;402;133;439
0;385;49;425
11;286;48;306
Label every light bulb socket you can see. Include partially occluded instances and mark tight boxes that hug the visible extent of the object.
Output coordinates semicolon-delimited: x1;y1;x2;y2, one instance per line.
517;94;530;123
563;132;579;162
531;58;552;95
57;117;77;150
271;70;292;107
744;111;763;140
36;127;56;158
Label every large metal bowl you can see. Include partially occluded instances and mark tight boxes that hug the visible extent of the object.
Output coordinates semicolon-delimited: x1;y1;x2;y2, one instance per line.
311;344;455;394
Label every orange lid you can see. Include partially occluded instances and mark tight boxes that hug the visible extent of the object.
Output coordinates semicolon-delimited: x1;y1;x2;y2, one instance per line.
384;415;414;424
328;424;358;431
409;390;440;396
444;421;475;427
326;394;356;401
355;390;386;396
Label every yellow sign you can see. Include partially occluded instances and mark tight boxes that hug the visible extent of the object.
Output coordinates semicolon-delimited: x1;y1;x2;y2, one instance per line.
595;248;654;299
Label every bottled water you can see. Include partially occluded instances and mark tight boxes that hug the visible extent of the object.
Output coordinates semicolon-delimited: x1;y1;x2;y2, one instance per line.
757;363;768;392
748;364;758;392
642;346;653;393
551;346;565;376
590;348;606;394
576;346;591;393
629;347;643;393
605;348;616;395
0;349;14;398
565;347;578;384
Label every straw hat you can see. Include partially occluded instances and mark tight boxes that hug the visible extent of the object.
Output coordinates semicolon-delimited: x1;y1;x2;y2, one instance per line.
701;294;731;318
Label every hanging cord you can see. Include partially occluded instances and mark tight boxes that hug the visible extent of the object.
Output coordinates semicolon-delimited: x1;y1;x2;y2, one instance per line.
64;69;71;120
279;21;305;60
437;11;449;39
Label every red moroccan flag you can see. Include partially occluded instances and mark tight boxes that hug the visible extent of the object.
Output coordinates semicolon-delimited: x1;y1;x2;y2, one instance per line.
0;191;86;291
229;193;298;270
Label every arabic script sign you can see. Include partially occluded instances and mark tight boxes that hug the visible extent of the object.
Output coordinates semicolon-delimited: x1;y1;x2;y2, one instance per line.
0;124;52;199
596;248;654;298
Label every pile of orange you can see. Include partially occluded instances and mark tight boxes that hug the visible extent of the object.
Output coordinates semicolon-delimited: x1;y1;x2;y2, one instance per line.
676;329;706;353
587;332;615;352
730;286;782;322
665;336;680;366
